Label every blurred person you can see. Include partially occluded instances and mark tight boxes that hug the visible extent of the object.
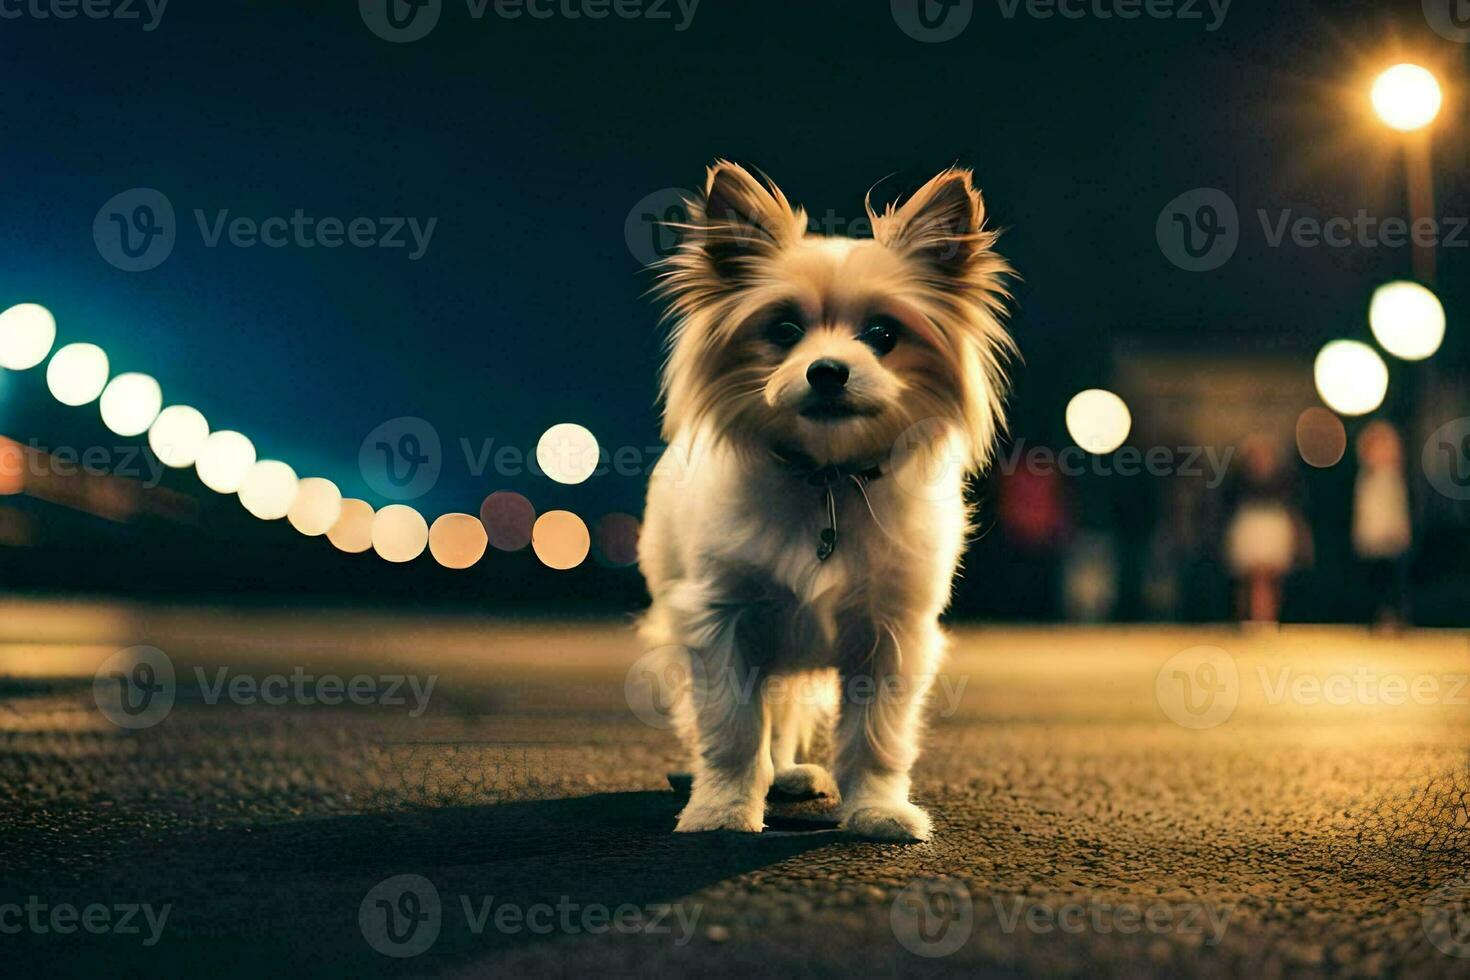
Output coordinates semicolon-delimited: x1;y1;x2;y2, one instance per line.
1352;420;1413;628
1223;436;1309;624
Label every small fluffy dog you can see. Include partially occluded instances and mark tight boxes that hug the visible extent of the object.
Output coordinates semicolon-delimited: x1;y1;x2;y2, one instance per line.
639;162;1013;841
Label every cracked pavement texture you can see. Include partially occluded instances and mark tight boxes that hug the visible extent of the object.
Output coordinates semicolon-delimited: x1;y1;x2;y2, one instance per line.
1;599;1468;977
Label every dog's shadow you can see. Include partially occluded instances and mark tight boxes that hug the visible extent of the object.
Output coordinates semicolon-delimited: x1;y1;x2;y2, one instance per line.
83;790;842;975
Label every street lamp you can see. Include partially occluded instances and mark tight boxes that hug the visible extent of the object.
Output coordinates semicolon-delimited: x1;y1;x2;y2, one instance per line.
1371;63;1443;132
1370;63;1443;284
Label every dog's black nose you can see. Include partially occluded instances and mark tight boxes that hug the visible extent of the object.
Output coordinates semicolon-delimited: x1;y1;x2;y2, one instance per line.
806;359;850;396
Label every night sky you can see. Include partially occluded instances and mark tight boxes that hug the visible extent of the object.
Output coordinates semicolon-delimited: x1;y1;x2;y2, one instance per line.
2;0;1464;525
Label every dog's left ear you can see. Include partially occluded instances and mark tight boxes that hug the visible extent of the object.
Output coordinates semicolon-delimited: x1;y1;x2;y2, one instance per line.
876;168;990;276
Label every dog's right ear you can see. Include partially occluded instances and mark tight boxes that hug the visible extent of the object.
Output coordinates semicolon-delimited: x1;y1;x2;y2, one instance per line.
691;161;798;281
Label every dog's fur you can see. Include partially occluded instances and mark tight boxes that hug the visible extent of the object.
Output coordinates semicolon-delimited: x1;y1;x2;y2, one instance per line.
639;162;1013;840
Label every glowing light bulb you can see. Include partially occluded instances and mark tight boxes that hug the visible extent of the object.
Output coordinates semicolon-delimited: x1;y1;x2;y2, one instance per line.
149;405;210;468
1065;389;1132;455
532;510;590;570
372;504;428;563
1314;340;1388;417
429;513;488;569
287;478;343;536
238;460;299;520
99;373;163;437
1371;64;1443;132
1369;281;1445;361
327;499;375;554
0;303;57;370
46;343;110;406
536;423;600;485
195;430;257;493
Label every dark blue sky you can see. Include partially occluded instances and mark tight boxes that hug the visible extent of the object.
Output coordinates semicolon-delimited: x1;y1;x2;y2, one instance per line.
2;0;1464;522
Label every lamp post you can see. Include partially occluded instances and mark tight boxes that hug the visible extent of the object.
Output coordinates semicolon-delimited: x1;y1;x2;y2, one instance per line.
1370;63;1443;285
1368;63;1448;538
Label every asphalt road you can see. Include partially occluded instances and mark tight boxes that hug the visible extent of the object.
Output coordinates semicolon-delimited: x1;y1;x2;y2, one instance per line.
2;599;1468;977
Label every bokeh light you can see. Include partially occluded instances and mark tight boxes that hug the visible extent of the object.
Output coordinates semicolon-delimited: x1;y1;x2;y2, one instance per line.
536;423;600;485
0;303;57;370
148;405;210;468
1369;281;1445;361
238;460;299;520
327;498;375;553
1314;340;1388;417
287;478;343;536
1065;389;1132;454
99;372;163;437
1295;407;1347;468
593;513;641;568
1371;64;1443;132
480;490;536;551
195;430;257;493
45;343;110;406
372;504;429;563
532;510;590;570
429;513;489;570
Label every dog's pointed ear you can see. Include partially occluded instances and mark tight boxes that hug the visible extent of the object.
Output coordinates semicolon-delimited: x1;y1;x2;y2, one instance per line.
693;161;798;280
877;168;990;275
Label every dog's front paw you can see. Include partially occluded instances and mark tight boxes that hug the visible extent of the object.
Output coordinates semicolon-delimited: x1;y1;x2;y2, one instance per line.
772;764;840;801
676;795;764;833
841;801;932;841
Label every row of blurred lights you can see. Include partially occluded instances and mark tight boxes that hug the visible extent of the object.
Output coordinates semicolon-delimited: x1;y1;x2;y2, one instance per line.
1064;68;1449;464
1061;281;1443;462
0;303;637;571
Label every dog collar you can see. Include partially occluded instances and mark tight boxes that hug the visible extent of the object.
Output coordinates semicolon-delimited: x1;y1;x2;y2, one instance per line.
770;446;885;562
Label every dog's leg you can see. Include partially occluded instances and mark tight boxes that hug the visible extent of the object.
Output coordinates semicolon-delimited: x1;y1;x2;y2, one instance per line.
833;620;941;841
768;675;839;800
675;620;772;833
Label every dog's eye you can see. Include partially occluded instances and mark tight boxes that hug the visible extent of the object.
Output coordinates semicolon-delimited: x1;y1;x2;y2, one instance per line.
860;318;900;356
765;319;804;348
